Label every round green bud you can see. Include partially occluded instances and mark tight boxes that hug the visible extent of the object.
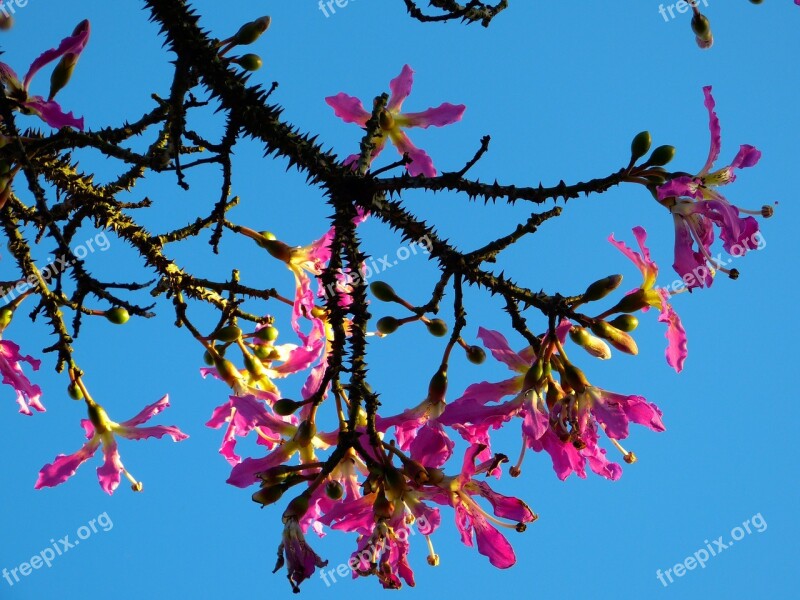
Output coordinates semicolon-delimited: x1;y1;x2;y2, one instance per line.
202;350;215;366
212;325;242;342
233;53;263;71
105;307;130;325
273;398;301;416
0;15;13;31
609;314;639;332
648;145;676;166
233;16;271;46
466;345;486;365
325;481;344;500
426;319;448;337
255;325;279;342
377;316;399;335
67;382;83;401
370;281;398;302
630;131;652;163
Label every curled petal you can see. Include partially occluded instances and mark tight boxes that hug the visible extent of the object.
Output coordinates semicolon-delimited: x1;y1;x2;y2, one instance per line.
23;20;90;90
477;328;530;373
325;93;370;126
473;516;517;569
700;85;721;175
34;439;99;489
96;436;124;495
388;64;414;112
24;96;84;130
117;424;188;442
388;129;435;177
120;394;171;427
398;102;466;129
658;289;688;373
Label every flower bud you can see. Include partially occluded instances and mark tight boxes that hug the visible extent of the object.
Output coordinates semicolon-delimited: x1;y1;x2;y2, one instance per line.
211;325;241;342
202;350;215;366
105;307;130;325
562;363;589;393
404;461;430;485
630;131;652;163
232;16;271;46
255;325;279;342
369;281;398;302
582;274;623;302
49;52;79;100
274;398;302;416
233;53;263;71
569;326;612;360
0;306;13;333
252;485;284;507
376;316;399;335
426;319;448;337
325;481;344;500
466;345;486;365
244;354;267;380
253;344;275;360
647;145;676;166
610;289;649;314
384;466;407;500
0;15;13;30
373;491;394;520
609;314;639;332
590;321;639;355
213;356;242;386
259;237;293;262
67;382;83;400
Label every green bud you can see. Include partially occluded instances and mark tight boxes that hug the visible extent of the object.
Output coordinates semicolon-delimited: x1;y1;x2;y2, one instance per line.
274;398;302;416
253;344;273;360
427;366;448;401
0;15;13;31
0;307;13;332
244;354;267;379
562;363;589;394
583;274;623;302
691;14;711;38
369;281;398;302
67;382;83;401
255;325;279;342
232;16;271;46
105;307;130;325
49;53;78;100
590;321;639;355
283;494;310;519
610;289;649;314
233;53;263;71
569;326;612;360
609;314;639;332
466;345;486;365
325;481;344;500
202;350;215;366
426;319;448;337
295;420;316;447
647;145;676;166
376;316;399;335
630;131;652;163
252;485;284;507
212;325;242;342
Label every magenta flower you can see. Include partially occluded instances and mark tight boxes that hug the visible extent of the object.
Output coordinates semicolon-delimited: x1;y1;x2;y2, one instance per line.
275;517;328;593
206;393;287;465
609;226;688;372
35;395;187;494
326;65;466;177
425;444;537;569
657;86;768;288
0;20;90;130
0;337;44;415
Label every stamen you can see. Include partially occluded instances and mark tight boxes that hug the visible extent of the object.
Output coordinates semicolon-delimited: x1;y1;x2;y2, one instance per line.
509;434;526;478
123;468;143;492
425;536;440;567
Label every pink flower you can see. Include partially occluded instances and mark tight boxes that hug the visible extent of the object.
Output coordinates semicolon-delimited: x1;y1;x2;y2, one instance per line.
35;395;187;494
425;445;537;569
0;337;44;415
326;65;466;177
657;86;768;288
0;20;90;130
608;226;688;372
275;517;328;593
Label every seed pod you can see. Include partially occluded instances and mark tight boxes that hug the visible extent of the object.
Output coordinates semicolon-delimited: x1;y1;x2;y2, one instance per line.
370;281;398;302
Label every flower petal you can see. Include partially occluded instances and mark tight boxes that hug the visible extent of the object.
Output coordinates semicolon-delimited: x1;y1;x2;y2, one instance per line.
397;103;466;129
34;439;99;489
325;93;370;126
96;436;124;495
388;129;436;177
388;65;414;112
477;327;530;372
23;20;90;91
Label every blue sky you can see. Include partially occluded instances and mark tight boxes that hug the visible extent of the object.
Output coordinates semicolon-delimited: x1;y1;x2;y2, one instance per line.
1;1;798;599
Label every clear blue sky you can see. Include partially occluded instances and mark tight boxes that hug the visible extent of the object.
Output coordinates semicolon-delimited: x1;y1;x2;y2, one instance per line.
1;2;798;599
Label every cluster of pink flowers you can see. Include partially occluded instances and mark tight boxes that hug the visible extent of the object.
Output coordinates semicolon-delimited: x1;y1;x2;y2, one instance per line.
1;37;775;591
